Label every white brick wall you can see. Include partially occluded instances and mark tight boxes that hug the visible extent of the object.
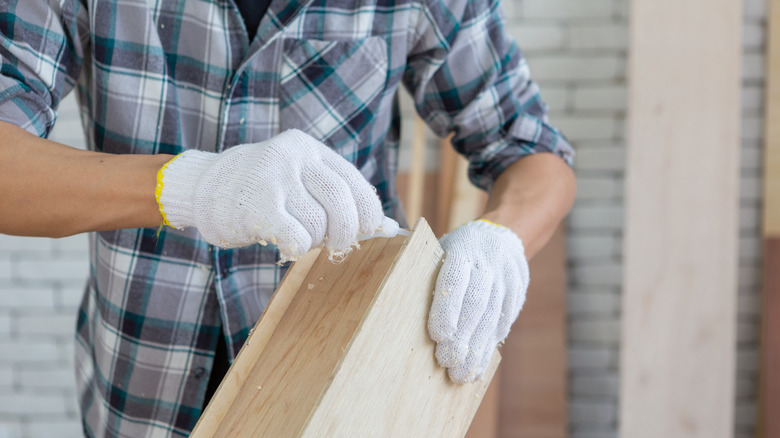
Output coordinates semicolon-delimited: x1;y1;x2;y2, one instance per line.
502;1;627;436
508;0;761;436
736;0;765;437
0;1;765;437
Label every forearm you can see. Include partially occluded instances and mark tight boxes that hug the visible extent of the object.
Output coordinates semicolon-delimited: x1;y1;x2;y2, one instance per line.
480;153;576;259
0;121;170;237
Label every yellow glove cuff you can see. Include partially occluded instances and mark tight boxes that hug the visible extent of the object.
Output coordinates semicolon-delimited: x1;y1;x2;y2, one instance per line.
476;218;507;229
155;153;183;227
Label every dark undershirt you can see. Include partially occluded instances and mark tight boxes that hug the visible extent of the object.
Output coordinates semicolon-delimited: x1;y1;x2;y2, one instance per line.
234;0;273;41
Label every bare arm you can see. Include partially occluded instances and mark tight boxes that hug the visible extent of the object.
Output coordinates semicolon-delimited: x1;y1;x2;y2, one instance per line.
480;153;577;259
0;121;170;237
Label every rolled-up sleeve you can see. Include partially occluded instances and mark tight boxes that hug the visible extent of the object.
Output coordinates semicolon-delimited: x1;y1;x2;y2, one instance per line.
403;0;574;191
0;0;87;137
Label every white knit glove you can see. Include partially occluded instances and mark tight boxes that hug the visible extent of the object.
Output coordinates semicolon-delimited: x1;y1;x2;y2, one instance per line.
156;129;385;262
428;219;530;383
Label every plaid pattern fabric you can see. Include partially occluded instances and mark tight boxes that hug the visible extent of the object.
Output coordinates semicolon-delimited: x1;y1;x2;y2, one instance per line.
0;0;574;436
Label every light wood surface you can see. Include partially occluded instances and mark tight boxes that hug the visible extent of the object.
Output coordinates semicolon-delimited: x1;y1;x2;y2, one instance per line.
436;136;458;235
760;0;780;434
192;218;498;437
621;0;740;436
764;0;780;237
191;248;322;437
448;154;487;231
405;115;427;224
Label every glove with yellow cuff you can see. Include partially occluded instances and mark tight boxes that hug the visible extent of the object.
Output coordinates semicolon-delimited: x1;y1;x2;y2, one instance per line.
155;129;385;262
429;219;530;383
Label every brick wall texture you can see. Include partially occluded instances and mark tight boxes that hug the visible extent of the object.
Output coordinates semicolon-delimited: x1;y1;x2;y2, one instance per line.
0;0;765;437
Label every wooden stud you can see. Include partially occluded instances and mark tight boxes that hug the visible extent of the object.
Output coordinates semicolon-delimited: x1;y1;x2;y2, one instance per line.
447;154;487;231
405;115;427;225
760;0;780;435
436;135;458;236
621;0;740;436
192;218;498;437
763;0;780;237
499;225;568;438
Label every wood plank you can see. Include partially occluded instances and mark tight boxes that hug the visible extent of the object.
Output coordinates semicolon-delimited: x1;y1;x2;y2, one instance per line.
395;172;440;233
467;369;500;438
436;136;457;236
192;248;322;437
405;115;427;224
192;218;498;437
760;1;780;436
499;226;568;438
763;0;780;237
621;0;740;436
448;154;487;231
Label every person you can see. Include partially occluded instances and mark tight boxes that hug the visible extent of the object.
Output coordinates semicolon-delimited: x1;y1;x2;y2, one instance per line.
0;0;576;436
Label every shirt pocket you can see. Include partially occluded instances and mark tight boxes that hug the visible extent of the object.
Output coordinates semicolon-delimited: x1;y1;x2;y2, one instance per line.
279;36;389;163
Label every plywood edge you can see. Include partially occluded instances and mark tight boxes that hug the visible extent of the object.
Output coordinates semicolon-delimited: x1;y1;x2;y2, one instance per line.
191;248;321;437
216;236;407;436
303;217;500;436
298;223;424;433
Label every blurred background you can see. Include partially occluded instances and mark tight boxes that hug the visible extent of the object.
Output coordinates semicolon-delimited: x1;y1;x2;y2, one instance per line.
0;0;763;437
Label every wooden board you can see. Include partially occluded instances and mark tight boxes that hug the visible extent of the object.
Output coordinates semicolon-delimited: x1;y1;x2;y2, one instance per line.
436;136;458;236
448;154;487;231
764;0;780;238
621;0;740;436
499;226;568;438
395;172;440;234
760;1;780;435
405;115;427;225
191;218;499;437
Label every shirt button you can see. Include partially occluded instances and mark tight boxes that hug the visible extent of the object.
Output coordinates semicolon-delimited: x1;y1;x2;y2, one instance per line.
194;367;207;379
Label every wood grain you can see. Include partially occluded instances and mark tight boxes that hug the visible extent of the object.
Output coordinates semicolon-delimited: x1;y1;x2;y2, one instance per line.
304;218;497;436
191;248;322;437
192;219;498;437
621;0;740;436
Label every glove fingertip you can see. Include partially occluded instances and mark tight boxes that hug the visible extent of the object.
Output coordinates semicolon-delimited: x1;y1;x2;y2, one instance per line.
427;315;453;343
447;363;480;384
435;340;468;368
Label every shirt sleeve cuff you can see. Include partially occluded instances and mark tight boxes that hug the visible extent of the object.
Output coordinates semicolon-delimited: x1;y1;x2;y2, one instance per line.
466;120;575;191
0;83;56;138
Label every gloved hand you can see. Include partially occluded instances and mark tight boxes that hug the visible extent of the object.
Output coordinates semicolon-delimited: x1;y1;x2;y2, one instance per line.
428;219;530;383
155;129;385;262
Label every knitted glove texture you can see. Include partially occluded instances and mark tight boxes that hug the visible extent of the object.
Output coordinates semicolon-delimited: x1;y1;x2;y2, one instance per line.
428;220;530;383
157;129;384;261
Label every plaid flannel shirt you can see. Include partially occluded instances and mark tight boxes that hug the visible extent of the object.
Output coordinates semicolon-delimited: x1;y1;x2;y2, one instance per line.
0;0;573;436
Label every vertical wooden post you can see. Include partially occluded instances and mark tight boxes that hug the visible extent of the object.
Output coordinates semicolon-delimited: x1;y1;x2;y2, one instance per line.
405;115;427;225
499;226;568;438
621;0;741;436
759;0;780;435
